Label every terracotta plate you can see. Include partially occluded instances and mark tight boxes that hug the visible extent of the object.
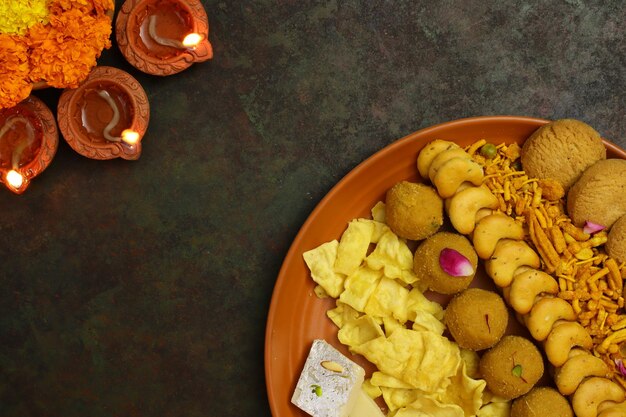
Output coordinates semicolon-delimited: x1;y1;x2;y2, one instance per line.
264;115;626;417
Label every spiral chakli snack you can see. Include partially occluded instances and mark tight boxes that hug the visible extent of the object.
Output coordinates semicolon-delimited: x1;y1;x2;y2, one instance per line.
416;140;626;417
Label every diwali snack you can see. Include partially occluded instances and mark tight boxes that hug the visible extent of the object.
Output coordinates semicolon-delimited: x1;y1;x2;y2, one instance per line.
427;148;484;198
543;320;593;367
412;232;477;294
291;339;365;417
472;213;525;259
598;403;626;417
523;296;576;341
571;377;625;417
385;181;443;240
502;269;559;315
510;386;573;417
417;140;460;179
304;240;345;298
606;214;626;263
520;119;606;191
479;335;545;400
485;239;541;288
444;288;508;351
417;136;626;416
566;159;626;229
351;328;460;393
304;206;489;415
554;348;610;395
446;185;499;234
303;125;626;416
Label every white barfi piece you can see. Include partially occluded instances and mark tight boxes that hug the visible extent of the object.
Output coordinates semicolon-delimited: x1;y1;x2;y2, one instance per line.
291;339;365;417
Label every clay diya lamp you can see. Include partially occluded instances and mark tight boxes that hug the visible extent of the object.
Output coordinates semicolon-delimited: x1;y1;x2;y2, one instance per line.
0;96;58;194
57;66;150;160
116;0;213;76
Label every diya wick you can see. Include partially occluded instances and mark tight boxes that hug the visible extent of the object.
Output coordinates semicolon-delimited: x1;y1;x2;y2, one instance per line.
96;90;142;145
116;0;213;76
57;66;150;161
0;96;58;194
146;15;203;49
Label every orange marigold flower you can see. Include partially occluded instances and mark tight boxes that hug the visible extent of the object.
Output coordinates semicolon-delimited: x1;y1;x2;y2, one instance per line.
0;35;33;108
1;0;112;109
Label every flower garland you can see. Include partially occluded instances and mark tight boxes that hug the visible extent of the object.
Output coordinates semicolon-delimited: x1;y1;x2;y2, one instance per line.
0;0;114;109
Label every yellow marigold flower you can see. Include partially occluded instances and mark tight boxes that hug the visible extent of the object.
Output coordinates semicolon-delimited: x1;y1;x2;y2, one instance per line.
0;0;49;35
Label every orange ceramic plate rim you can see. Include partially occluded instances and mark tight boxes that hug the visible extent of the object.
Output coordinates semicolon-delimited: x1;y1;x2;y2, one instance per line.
264;115;626;417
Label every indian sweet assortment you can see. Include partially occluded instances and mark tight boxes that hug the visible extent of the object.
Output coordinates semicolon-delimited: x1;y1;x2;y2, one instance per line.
295;118;626;417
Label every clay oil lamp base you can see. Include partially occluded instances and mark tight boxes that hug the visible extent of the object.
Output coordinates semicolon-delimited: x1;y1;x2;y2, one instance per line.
116;0;213;76
0;96;58;194
57;66;150;160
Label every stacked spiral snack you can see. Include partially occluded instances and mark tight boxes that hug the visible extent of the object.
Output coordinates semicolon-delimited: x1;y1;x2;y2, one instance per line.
416;140;626;417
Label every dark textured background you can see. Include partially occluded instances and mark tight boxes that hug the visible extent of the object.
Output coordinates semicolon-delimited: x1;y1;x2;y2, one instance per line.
1;1;626;416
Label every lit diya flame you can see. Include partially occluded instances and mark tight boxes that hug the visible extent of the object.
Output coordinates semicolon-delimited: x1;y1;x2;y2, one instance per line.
97;90;141;144
182;33;202;48
121;129;140;145
0;115;35;192
147;15;203;49
5;169;24;190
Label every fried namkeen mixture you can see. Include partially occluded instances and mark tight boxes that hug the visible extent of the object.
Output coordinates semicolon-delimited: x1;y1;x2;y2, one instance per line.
467;139;626;389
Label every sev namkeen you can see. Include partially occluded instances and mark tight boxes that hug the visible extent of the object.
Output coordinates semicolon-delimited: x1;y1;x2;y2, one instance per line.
467;139;626;388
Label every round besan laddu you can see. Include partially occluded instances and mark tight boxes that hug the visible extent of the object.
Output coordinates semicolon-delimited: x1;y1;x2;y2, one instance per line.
521;119;606;191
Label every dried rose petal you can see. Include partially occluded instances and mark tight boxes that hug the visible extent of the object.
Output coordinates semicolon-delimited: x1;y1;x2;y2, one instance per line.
614;359;626;377
583;220;605;234
439;248;474;277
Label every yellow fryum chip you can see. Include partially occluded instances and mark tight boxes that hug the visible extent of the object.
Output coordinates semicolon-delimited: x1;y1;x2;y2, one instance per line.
339;266;383;312
396;395;465;417
411;311;445;335
327;300;360;329
303;240;346;298
371;201;386;223
382;316;404;337
381;387;421;412
337;315;384;351
352;328;460;393
459;348;481;380
370;371;414;389
366;230;417;285
357;218;389;243
406;288;445;334
403;331;460;393
476;401;511;417
362;378;382;400
406;288;444;320
364;277;410;323
437;361;486;417
334;219;374;276
481;391;510;405
401;269;421;288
